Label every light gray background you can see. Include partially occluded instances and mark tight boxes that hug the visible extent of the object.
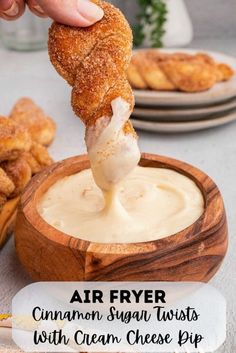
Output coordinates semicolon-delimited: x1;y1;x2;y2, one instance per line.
112;0;236;39
1;41;236;351
0;1;235;352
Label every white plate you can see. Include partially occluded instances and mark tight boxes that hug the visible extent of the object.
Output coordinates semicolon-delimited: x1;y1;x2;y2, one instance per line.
134;49;236;107
131;111;236;133
133;97;236;122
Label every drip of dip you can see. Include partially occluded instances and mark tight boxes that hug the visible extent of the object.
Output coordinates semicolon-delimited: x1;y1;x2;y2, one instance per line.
85;98;141;193
85;97;141;210
38;166;204;243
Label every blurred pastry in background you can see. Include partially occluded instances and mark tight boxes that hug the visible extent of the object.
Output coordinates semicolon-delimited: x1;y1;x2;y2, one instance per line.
160;59;216;93
0;98;56;248
128;51;175;91
1;157;32;198
216;63;235;82
23;142;54;175
0;117;31;162
188;53;234;82
0;168;15;209
10;98;56;146
0;197;20;249
128;50;234;93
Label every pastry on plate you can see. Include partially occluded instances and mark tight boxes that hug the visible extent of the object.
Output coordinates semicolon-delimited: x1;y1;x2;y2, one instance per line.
128;50;234;93
160;59;216;93
216;63;235;82
128;50;175;91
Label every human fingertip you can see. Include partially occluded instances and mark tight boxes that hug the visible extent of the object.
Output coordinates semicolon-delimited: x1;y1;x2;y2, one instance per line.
30;4;48;17
77;0;104;24
2;1;19;17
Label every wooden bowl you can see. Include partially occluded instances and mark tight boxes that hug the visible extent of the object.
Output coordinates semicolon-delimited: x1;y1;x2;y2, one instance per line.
0;197;20;249
15;154;228;282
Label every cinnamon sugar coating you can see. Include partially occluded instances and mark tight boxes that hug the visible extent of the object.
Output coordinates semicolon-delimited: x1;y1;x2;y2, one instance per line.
0;167;15;208
128;50;234;92
0;117;31;162
1;156;32;198
48;0;136;136
10;98;56;146
22;142;54;175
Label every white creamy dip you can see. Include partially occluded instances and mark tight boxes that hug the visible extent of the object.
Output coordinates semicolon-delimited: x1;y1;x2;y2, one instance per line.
38;166;204;243
38;97;204;243
85;97;141;192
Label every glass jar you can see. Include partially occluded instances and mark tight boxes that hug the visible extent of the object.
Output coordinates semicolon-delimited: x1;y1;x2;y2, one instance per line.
0;8;51;51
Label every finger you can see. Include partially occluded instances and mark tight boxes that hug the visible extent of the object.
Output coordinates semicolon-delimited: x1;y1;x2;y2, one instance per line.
0;0;25;20
26;0;48;18
36;0;104;27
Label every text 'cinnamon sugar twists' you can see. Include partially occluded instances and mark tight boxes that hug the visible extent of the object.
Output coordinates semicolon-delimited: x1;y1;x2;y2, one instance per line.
48;0;141;194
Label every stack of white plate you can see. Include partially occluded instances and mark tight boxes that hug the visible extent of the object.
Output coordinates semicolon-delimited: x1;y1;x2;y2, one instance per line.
131;49;236;133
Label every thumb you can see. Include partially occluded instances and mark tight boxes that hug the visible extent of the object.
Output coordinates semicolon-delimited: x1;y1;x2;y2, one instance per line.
0;0;25;20
35;0;104;27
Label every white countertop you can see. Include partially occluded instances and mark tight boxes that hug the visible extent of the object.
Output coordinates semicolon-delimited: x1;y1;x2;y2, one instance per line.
0;39;236;351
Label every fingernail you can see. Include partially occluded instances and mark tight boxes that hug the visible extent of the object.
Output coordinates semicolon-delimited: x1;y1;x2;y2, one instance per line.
77;0;104;23
32;4;45;14
3;1;19;16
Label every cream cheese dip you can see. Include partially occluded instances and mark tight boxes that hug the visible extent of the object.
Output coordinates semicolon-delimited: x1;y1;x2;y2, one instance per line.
38;98;204;243
38;166;204;243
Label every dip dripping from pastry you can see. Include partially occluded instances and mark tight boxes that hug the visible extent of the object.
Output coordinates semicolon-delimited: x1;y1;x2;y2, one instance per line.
48;0;141;211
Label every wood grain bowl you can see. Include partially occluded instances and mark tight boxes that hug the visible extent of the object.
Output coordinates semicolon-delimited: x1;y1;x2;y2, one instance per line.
15;154;228;282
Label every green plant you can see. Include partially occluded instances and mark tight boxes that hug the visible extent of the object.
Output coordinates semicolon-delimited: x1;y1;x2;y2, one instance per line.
133;0;168;48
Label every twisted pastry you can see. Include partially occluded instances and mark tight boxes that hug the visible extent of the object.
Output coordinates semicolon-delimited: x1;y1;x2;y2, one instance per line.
0;116;31;162
22;142;54;175
0;102;55;248
0;196;19;248
1;156;32;198
0;167;15;209
0;166;20;248
10;98;56;147
128;50;234;93
48;0;135;135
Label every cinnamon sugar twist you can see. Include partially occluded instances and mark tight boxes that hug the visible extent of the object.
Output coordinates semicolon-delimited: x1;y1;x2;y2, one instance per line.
48;0;136;135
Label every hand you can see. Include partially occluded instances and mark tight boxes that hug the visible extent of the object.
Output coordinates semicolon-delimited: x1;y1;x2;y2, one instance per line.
0;0;104;26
